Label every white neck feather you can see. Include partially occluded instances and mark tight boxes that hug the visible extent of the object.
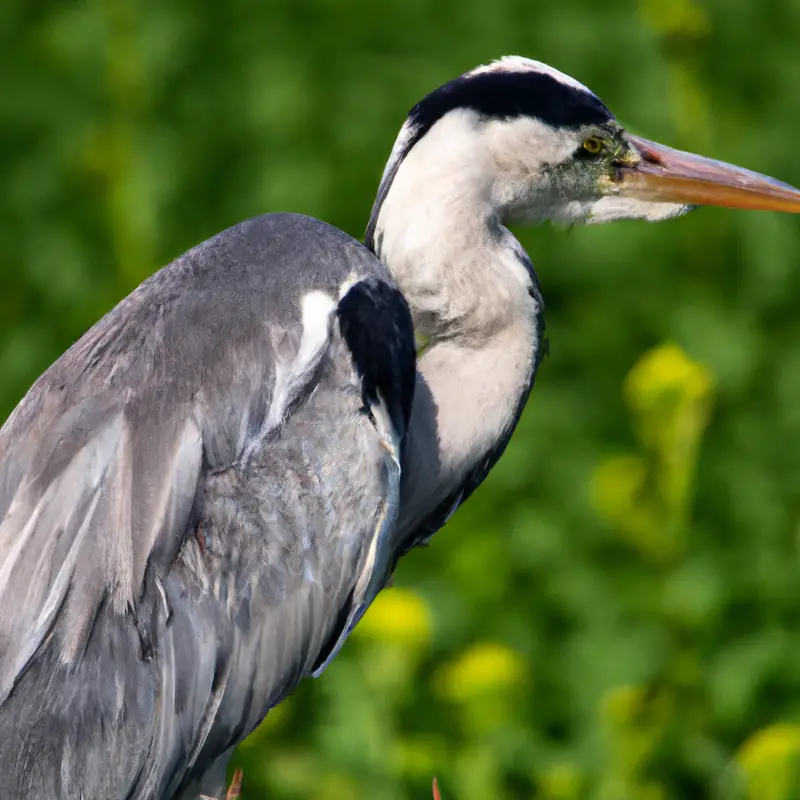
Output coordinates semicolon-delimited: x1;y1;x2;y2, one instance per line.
396;317;539;539
371;113;543;539
372;112;538;342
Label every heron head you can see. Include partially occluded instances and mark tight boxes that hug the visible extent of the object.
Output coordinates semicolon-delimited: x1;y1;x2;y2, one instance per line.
367;56;800;244
533;117;800;226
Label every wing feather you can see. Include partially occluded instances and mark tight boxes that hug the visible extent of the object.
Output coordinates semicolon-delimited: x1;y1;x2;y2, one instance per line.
0;401;204;702
0;213;414;798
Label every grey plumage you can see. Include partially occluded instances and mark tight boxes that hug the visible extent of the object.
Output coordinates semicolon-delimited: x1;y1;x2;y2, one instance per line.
0;213;413;797
3;53;800;799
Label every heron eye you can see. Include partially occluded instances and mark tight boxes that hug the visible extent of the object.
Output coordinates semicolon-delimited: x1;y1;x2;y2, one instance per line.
582;136;604;155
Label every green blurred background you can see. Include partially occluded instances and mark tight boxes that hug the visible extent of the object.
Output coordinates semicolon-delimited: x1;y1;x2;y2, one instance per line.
3;0;800;798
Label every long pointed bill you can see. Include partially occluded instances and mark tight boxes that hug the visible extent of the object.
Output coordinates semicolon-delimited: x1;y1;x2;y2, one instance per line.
614;134;800;214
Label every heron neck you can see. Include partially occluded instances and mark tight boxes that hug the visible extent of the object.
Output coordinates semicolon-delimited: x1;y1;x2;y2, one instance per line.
370;121;535;342
395;311;540;540
370;126;543;539
385;227;542;535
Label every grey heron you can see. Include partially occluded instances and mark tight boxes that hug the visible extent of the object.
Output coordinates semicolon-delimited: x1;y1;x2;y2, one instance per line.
1;55;800;799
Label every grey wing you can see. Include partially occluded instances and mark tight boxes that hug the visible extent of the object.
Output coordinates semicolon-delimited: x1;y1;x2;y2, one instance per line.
0;374;208;798
0;213;416;799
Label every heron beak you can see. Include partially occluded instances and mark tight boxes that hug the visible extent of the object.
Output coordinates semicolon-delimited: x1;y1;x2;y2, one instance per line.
612;134;800;214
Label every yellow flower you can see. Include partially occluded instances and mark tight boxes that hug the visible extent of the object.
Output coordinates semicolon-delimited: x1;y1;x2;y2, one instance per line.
354;587;432;649
621;344;715;507
434;642;527;703
591;344;715;563
624;343;712;413
736;724;800;800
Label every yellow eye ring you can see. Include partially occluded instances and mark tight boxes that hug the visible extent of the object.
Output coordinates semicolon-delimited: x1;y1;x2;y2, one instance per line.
583;136;604;155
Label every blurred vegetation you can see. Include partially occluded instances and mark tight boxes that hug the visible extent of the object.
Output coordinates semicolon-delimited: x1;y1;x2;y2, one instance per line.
2;0;800;798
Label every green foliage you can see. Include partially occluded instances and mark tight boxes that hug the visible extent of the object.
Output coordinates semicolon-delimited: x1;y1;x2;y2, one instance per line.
2;0;800;798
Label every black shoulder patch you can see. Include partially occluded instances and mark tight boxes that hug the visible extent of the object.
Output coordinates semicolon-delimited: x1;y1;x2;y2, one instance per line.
337;278;416;444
